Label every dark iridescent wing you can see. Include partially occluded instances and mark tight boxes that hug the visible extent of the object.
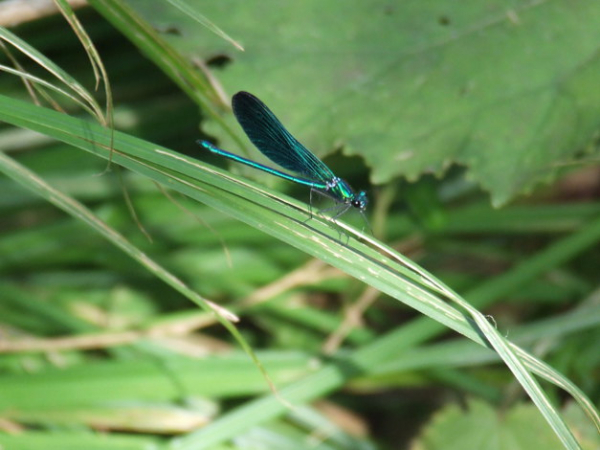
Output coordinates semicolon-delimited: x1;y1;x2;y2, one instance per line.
232;91;335;182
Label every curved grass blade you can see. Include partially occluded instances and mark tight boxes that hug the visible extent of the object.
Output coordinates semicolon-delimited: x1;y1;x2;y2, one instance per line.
0;64;99;118
87;0;246;150
0;95;596;450
165;0;244;51
0;26;104;122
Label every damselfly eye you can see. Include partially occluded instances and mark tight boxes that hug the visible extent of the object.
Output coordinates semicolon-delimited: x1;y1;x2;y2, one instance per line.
352;191;368;210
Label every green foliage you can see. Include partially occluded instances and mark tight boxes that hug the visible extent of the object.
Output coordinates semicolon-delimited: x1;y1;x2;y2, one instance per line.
416;399;585;450
0;2;598;450
130;0;600;206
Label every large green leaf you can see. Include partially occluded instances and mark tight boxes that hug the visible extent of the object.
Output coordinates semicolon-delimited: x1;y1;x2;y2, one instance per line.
126;0;600;206
416;399;571;450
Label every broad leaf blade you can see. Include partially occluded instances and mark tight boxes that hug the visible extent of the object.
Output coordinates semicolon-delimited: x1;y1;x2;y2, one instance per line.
127;0;600;206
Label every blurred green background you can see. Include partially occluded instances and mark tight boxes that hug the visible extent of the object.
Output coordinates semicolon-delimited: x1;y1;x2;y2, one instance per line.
0;1;598;449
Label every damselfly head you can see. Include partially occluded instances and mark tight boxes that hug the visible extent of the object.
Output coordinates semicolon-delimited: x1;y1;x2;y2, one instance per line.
352;191;368;211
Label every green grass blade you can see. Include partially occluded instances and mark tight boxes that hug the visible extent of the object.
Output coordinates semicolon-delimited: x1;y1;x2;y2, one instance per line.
0;151;237;327
86;0;245;150
1;94;596;449
0;63;99;117
0;26;104;120
164;0;244;51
